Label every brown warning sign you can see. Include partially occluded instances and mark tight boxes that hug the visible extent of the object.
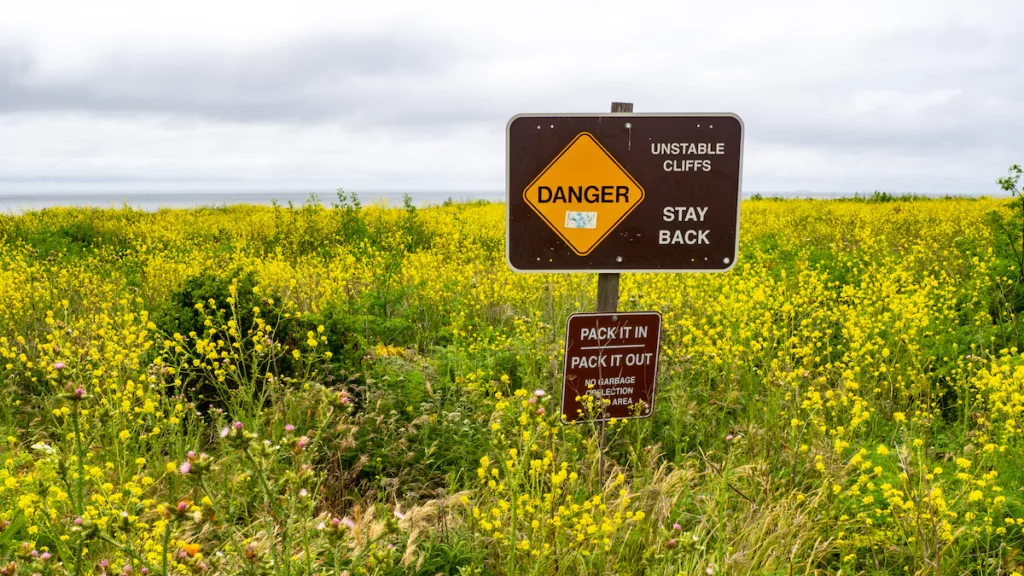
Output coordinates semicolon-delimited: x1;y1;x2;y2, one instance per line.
561;312;662;423
507;113;743;272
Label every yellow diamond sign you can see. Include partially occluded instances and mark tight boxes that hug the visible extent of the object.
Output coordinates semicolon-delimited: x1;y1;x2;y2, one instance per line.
523;132;645;256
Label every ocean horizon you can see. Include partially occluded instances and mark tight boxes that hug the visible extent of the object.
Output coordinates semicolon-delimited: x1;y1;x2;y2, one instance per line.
0;189;1006;214
0;190;506;213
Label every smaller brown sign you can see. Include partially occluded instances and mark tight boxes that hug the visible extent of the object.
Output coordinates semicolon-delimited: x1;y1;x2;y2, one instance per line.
561;312;662;423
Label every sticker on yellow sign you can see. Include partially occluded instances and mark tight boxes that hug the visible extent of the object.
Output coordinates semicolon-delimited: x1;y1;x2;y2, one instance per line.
523;132;645;256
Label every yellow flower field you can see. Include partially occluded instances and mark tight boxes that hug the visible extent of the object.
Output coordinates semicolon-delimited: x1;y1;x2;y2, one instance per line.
0;194;1022;575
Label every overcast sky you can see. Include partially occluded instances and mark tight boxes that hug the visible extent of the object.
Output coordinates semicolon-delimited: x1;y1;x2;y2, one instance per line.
1;0;1021;196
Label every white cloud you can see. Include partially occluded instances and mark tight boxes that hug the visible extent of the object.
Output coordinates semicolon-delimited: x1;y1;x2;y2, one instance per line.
1;0;1021;196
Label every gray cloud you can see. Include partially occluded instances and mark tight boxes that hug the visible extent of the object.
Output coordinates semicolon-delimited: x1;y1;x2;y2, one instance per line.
0;33;495;126
0;2;1021;195
2;20;1021;152
668;26;1022;153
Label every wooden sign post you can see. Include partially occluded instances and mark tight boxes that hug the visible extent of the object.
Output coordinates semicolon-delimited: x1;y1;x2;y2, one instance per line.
597;102;632;313
594;102;631;472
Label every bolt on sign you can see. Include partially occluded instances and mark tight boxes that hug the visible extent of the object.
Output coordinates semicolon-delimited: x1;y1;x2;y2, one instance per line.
561;312;662;423
506;114;743;272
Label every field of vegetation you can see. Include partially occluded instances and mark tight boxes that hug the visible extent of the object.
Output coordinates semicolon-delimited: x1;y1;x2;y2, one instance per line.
1;193;1024;575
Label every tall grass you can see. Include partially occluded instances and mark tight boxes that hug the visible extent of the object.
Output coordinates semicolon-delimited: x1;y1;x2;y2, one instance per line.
0;197;1021;575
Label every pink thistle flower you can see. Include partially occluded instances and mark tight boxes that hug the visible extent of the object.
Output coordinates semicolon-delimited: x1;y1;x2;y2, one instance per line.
53;362;65;371
179;462;191;475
